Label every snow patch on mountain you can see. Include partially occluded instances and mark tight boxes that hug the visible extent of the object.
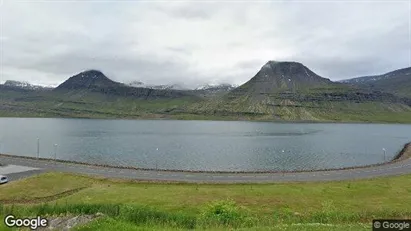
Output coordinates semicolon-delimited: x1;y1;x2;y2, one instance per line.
339;67;411;84
195;83;238;91
127;81;237;91
3;80;53;90
126;81;189;90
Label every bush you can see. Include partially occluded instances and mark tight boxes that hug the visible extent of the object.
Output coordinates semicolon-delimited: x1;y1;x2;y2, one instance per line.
118;204;195;228
198;199;255;228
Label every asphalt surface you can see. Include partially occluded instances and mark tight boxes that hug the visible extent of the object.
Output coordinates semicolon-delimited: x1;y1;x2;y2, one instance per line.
1;155;411;183
5;169;45;182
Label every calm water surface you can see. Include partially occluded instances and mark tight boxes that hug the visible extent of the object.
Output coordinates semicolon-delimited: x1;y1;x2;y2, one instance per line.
0;118;410;171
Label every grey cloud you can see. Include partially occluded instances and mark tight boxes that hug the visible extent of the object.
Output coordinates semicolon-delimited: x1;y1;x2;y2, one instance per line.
1;1;410;87
234;59;265;70
168;7;213;20
155;3;217;20
166;46;192;55
300;57;390;80
9;51;200;86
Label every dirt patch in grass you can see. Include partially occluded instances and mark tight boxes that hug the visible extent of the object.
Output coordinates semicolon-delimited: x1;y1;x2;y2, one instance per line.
0;172;93;201
37;213;104;230
0;187;87;204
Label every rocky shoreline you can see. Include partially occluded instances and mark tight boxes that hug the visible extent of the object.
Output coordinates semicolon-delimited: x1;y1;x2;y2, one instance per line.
392;142;411;161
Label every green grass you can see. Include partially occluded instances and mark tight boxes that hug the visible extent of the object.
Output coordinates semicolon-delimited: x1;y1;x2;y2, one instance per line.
75;217;370;231
0;172;410;230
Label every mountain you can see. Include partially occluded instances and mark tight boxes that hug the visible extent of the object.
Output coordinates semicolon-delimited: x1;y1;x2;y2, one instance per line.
189;61;411;121
3;80;52;91
55;70;193;99
126;81;236;98
144;84;185;90
127;80;145;88
230;61;333;97
1;64;411;123
0;70;199;119
195;83;237;91
55;70;120;90
225;61;356;103
148;84;189;90
340;67;411;98
192;83;237;98
127;81;189;90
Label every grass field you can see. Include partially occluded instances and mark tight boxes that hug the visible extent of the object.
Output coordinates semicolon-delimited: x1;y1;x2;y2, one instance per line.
1;172;410;230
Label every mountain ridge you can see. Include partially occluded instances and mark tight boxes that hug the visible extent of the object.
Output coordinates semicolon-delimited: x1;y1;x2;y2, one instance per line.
55;70;120;91
340;67;411;98
53;69;194;99
3;80;53;91
228;61;337;100
1;61;411;123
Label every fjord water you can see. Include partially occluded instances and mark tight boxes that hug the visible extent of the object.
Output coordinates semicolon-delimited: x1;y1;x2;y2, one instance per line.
0;118;410;172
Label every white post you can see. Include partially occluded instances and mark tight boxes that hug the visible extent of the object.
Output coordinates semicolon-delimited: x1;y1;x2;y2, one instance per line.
37;138;40;159
156;147;159;170
383;148;386;162
54;144;58;161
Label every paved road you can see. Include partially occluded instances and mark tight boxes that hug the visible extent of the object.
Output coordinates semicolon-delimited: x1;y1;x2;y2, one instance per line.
1;155;411;183
0;164;43;181
5;169;45;182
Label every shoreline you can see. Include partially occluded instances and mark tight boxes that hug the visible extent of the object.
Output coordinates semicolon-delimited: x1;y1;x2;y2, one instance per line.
1;142;410;174
1;115;411;125
392;142;411;161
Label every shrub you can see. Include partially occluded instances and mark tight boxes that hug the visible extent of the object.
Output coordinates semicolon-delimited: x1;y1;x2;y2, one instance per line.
198;199;255;228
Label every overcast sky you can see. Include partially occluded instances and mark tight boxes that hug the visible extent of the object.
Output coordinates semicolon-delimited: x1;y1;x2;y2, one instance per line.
0;0;410;87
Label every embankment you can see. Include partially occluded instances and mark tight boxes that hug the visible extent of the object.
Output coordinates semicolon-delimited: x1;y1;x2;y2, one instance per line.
392;142;411;161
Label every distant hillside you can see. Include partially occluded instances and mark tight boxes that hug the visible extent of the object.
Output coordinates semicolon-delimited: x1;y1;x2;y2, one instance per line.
127;81;190;90
1;64;411;123
191;84;237;98
55;70;194;99
126;80;236;98
340;67;411;98
0;70;201;119
195;83;237;91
